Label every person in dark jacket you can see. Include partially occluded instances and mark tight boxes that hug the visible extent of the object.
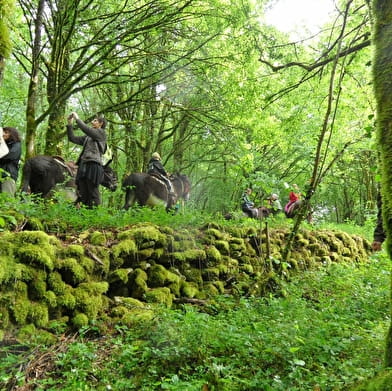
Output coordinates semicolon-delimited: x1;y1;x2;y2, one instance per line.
67;112;107;207
147;152;175;195
372;190;386;252
0;127;22;196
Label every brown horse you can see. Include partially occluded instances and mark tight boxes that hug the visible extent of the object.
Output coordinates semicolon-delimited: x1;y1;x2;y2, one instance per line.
122;173;191;211
284;200;313;222
21;155;118;199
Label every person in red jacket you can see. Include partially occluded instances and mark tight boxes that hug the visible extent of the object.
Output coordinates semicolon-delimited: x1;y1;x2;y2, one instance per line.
285;184;301;217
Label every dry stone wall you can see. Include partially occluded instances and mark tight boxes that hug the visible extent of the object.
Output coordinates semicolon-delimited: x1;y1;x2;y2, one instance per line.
0;222;371;337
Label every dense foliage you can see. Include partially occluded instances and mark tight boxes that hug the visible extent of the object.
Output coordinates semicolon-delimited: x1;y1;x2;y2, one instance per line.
0;0;379;223
1;249;389;390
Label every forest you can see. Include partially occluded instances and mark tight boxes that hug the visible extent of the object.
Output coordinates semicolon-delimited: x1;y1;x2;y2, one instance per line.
1;0;392;390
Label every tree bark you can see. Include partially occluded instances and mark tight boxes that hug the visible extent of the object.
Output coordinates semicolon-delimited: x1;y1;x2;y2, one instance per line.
25;0;45;158
372;0;392;367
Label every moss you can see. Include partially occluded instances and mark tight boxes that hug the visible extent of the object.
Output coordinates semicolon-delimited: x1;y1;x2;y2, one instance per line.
137;248;155;260
44;291;57;307
17;324;55;345
62;244;85;257
201;222;222;231
11;298;30;325
118;224;167;247
349;369;392;390
111;238;137;260
147;264;168;287
214;240;230;255
129;268;148;299
28;269;47;299
0;255;19;283
202;268;220;281
205;245;222;263
16;243;56;271
24;217;45;231
116;307;155;326
240;264;254;274
59;258;87;285
57;286;76;309
160;226;175;235
212;280;225;294
203;228;225;240
168;281;181;296
74;283;108;319
144;287;173;307
171;249;206;265
181;267;203;285
203;283;220;297
181;281;199;298
79;256;95;275
14;281;29;296
113;297;146;308
72;313;89;328
47;271;68;294
109;268;133;284
170;239;197;252
89;231;107;245
0;306;10;329
29;301;49;327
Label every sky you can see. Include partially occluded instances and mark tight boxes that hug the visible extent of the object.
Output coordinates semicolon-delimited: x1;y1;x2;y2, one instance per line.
264;0;336;38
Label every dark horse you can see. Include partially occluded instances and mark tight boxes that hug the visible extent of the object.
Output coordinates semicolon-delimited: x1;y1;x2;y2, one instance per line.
21;155;118;199
122;173;191;211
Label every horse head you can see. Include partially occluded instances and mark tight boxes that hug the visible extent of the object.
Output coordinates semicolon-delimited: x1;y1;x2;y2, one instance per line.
101;164;118;192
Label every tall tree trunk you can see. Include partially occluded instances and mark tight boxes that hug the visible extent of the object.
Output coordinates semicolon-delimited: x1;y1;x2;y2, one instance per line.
25;0;45;158
0;0;14;85
372;0;392;367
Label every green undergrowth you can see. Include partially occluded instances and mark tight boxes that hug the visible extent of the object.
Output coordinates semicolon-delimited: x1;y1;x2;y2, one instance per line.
1;252;389;391
0;192;374;238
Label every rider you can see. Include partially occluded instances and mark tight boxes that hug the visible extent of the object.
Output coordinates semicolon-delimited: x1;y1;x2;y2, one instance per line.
284;184;301;217
267;193;282;214
147;152;175;197
241;188;256;218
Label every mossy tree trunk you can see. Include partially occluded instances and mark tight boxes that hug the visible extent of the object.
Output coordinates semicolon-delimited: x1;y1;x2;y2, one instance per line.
0;0;14;86
372;0;392;367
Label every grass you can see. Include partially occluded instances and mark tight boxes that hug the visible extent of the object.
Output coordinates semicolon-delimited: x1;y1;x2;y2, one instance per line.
1;251;390;391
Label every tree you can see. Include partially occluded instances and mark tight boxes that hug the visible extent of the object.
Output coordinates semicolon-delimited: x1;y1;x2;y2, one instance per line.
0;0;14;84
372;0;392;367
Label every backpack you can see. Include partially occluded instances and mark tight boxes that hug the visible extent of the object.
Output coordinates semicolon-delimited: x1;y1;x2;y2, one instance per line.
102;144;113;166
96;140;113;166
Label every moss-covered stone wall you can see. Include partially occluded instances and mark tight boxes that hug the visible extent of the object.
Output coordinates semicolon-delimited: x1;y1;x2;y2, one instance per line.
0;222;371;337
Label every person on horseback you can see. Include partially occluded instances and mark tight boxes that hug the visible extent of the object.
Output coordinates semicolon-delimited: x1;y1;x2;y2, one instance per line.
241;188;257;218
267;193;282;215
284;184;301;217
147;152;175;198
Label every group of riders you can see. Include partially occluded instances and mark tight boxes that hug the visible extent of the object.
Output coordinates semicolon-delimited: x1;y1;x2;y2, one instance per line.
241;184;301;219
0;114;176;208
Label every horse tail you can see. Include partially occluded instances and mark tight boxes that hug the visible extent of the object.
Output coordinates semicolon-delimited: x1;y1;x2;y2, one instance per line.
21;158;33;193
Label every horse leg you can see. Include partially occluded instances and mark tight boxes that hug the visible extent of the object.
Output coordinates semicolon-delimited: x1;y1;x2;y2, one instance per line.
123;189;136;210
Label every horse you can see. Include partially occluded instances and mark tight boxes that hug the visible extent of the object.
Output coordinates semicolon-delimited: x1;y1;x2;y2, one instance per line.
284;200;313;222
122;172;191;211
21;155;118;199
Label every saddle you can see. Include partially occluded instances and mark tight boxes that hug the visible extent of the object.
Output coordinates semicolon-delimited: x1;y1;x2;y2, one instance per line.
52;156;78;177
149;172;176;196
